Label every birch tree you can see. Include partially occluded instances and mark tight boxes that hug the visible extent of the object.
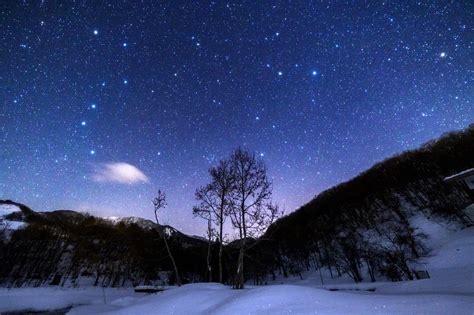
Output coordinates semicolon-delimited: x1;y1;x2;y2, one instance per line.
153;190;181;286
229;148;277;289
193;159;234;283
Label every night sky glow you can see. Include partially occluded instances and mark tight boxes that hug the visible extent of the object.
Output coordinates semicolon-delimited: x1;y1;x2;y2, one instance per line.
1;1;472;235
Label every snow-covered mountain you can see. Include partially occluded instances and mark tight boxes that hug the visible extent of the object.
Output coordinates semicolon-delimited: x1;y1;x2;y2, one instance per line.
0;199;209;288
0;200;191;240
105;216;159;230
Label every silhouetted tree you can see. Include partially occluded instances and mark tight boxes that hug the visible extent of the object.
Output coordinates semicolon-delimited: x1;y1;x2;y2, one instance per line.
153;189;181;286
193;159;235;283
228;148;278;289
192;198;214;282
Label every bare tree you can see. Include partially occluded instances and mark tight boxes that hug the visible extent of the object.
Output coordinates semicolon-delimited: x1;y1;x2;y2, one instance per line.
193;159;234;283
153;189;181;286
193;195;214;282
229;148;278;289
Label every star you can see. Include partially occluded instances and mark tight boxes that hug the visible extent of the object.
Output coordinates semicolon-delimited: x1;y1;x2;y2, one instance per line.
2;0;470;239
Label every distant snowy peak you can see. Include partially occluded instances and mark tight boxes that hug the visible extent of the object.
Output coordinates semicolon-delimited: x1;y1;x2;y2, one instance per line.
104;216;157;229
118;217;158;230
0;204;21;217
104;216;121;223
0;203;27;231
104;215;176;234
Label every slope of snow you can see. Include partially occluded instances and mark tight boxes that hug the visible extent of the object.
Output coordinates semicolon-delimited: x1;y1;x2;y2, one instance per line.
67;283;471;315
3;220;26;230
0;287;135;313
1;204;27;232
1;281;471;315
0;204;20;217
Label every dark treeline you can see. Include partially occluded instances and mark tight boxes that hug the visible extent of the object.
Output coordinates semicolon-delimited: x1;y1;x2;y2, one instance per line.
0;125;473;287
0;201;264;288
0;205;212;287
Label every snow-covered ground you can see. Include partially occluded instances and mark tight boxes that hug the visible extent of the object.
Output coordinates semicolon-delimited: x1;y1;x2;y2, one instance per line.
0;204;26;235
0;215;473;314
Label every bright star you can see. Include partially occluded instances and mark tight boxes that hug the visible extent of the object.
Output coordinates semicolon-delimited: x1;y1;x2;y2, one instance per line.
123;79;128;85
90;150;96;155
81;121;86;126
123;42;128;47
260;153;265;157
93;30;98;35
91;104;96;109
278;71;283;76
312;70;318;76
440;52;446;58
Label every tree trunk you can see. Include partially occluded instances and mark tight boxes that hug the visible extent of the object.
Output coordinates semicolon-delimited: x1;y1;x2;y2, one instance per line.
207;219;212;282
155;215;181;286
235;207;246;289
234;202;247;289
219;201;225;283
314;247;325;285
163;235;181;287
235;239;245;289
219;208;224;283
162;233;181;286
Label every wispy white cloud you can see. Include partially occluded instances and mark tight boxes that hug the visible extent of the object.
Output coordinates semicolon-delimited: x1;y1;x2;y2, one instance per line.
92;162;149;184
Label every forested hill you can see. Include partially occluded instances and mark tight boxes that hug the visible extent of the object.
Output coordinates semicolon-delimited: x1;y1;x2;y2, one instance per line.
0;200;210;287
263;124;473;282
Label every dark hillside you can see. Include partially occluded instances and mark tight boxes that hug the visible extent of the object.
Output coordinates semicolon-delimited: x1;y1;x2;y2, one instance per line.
0;201;210;287
260;125;473;283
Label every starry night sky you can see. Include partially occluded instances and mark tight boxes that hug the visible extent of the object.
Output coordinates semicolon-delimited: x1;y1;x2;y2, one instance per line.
1;1;472;235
